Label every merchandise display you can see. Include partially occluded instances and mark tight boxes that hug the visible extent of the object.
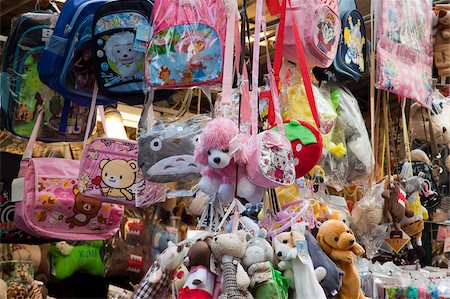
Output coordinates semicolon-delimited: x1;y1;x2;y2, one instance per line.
0;0;450;298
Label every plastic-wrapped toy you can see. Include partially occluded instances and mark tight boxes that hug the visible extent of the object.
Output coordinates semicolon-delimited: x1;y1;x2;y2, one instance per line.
194;118;266;203
273;224;327;299
242;228;289;299
210;230;254;299
382;181;414;231
351;182;385;235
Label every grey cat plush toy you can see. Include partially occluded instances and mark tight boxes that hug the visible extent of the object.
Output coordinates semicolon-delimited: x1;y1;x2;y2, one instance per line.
305;230;343;298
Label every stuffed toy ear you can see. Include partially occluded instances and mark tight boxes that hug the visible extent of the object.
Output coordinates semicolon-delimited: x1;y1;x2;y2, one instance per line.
229;133;248;165
193;146;208;165
290;230;304;243
317;234;332;255
149;268;163;284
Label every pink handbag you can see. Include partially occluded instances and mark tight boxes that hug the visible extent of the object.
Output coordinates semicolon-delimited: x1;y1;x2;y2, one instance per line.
277;0;340;68
246;0;295;189
375;0;432;106
13;102;124;240
78;137;166;207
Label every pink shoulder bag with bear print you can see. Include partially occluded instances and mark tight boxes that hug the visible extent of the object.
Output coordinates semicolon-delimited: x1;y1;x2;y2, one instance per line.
13;94;124;240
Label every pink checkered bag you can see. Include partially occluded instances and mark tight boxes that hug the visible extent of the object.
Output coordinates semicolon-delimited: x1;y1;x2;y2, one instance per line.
78;137;166;207
375;0;433;106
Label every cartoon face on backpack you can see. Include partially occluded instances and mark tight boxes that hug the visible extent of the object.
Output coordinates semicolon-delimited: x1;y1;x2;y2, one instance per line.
343;15;365;71
102;31;144;79
316;12;338;54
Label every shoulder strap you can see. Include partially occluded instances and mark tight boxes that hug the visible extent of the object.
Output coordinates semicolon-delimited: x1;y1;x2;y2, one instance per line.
273;0;319;128
23;100;46;160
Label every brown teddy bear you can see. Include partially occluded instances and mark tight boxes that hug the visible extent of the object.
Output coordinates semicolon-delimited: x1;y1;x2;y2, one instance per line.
434;4;450;78
317;220;367;299
382;181;414;231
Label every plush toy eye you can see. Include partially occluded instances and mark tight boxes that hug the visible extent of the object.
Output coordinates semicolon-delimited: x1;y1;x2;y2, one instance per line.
283;240;288;244
222;148;229;153
346;230;350;233
334;237;339;242
119;175;122;180
150;138;162;151
207;151;211;156
192;135;200;146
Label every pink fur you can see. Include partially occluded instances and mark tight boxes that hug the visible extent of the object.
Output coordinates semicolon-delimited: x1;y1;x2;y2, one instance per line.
194;118;247;165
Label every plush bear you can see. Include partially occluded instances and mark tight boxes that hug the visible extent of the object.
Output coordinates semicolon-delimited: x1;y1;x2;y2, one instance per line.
304;230;344;298
178;238;218;299
434;4;450;78
242;229;289;299
0;278;6;299
317;220;366;299
9;244;50;283
382;181;414;231
132;241;190;299
351;182;385;236
194;118;265;204
273;224;327;299
210;230;254;299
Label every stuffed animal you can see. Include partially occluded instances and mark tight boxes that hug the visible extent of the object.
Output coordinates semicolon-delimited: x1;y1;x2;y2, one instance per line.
242;229;289;299
304;230;343;298
178;238;218;299
194;118;265;204
399;163;428;263
273;225;327;299
132;241;190;299
49;241;104;280
0;278;6;299
316;220;366;299
9;244;50;281
434;4;450;78
210;230;254;299
382;181;414;231
351;182;385;235
169;263;189;296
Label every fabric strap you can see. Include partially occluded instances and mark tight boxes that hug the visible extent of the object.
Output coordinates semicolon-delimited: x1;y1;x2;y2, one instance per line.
251;0;285;136
221;0;238;103
83;82;99;148
23;100;46;160
273;0;320;128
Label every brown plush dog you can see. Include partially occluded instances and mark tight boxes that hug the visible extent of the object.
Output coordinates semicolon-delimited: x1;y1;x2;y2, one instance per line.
317;220;366;299
382;181;414;231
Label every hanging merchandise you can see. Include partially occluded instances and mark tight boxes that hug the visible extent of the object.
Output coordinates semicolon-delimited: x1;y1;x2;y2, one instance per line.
193;118;266;204
269;0;340;68
78;137;166;207
13;101;124;240
0;11;93;142
331;0;367;81
247;0;295;189
145;0;226;88
92;0;153;99
38;0;115;106
434;4;450;79
375;0;433;106
138;90;211;183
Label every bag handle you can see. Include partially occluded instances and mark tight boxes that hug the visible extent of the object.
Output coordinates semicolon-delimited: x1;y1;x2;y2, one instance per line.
23;100;47;160
273;0;320;129
82;82;99;148
251;0;284;136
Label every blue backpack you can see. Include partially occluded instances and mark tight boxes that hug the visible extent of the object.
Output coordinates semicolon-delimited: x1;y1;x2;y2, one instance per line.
38;0;115;106
332;0;367;81
0;11;94;142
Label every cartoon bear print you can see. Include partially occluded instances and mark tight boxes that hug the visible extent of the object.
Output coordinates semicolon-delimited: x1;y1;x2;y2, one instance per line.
66;191;102;228
100;159;138;201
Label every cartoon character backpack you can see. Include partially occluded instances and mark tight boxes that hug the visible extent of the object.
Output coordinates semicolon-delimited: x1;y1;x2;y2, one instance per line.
269;0;341;68
92;0;153;100
37;0;115;106
332;0;367;81
0;11;92;142
145;0;226;88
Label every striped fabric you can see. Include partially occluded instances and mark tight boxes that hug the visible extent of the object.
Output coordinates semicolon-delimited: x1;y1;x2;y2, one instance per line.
131;266;169;299
220;259;254;299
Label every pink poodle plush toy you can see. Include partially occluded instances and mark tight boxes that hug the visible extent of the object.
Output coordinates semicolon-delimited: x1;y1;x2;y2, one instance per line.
194;118;265;203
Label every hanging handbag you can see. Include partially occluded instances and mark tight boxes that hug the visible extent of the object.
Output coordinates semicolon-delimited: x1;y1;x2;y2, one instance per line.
246;0;295;188
270;0;324;179
13;95;124;240
78;86;166;207
138;89;212;183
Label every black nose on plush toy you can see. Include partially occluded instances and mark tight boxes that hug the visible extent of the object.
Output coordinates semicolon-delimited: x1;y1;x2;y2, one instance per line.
277;251;282;257
350;239;355;245
193;279;201;285
214;157;221;164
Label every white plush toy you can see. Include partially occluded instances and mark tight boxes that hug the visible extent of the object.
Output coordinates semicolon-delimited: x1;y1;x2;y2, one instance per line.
273;224;327;299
